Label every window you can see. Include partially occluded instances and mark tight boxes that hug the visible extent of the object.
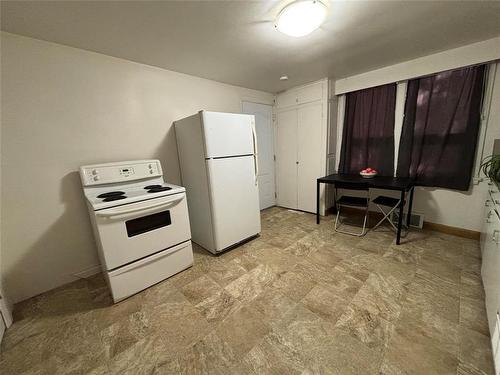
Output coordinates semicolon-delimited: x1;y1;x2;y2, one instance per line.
338;83;396;176
396;65;485;190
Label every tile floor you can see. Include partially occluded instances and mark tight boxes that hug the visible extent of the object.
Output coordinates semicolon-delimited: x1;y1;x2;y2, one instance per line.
0;207;495;374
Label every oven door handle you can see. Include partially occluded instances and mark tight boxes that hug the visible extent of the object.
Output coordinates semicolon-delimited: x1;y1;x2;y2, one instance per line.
95;195;184;217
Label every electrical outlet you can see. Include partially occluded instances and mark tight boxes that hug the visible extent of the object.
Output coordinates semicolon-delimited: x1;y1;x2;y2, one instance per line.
473;176;484;185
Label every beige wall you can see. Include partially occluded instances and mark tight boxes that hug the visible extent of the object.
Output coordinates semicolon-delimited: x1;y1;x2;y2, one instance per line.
0;32;274;303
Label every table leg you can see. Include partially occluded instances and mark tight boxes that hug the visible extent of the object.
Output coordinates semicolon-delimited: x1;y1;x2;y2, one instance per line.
316;180;320;224
396;189;405;245
406;187;415;228
332;185;337;214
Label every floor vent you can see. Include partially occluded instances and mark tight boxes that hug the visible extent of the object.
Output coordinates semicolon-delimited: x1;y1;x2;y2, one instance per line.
390;211;424;229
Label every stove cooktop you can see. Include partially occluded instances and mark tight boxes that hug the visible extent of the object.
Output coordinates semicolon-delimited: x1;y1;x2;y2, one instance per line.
147;187;172;193
85;182;185;210
97;191;125;199
102;195;127;202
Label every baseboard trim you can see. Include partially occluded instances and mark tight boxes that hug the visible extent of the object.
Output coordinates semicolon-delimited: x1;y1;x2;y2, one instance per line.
423;221;480;240
326;206;480;240
72;265;101;279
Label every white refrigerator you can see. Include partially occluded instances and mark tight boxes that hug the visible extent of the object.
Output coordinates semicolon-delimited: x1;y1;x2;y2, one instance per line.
174;111;261;254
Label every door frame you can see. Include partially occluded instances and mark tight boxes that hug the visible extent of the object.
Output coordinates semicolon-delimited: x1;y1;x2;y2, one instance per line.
241;100;276;210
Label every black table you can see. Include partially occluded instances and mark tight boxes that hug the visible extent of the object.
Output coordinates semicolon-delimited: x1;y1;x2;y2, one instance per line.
316;174;415;245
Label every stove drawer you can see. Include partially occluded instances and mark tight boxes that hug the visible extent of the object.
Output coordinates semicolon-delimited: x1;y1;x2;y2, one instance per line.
94;192;191;270
108;240;193;302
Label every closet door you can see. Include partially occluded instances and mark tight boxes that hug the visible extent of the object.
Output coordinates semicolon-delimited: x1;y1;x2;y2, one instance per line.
297;102;323;213
276;108;298;209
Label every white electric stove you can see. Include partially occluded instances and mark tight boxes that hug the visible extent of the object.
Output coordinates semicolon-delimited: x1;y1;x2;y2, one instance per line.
80;159;193;302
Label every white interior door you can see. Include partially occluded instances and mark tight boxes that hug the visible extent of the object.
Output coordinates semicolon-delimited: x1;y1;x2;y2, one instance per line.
242;102;276;210
275;108;298;209
297;102;323;213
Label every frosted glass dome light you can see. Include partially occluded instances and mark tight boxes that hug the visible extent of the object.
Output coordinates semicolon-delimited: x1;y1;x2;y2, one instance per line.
275;0;327;37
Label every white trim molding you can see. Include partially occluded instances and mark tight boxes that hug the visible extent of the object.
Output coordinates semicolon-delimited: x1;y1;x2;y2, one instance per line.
393;82;408;176
335;94;346;171
335;36;500;95
72;264;101;279
474;62;498;183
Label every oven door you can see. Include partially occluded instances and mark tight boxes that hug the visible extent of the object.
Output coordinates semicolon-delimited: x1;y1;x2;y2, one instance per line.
94;192;191;270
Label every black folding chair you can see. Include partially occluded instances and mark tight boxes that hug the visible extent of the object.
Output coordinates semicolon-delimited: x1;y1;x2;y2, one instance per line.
334;181;370;236
372;195;405;233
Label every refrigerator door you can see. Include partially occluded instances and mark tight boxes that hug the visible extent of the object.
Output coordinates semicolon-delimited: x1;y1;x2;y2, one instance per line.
206;156;261;252
201;111;255;158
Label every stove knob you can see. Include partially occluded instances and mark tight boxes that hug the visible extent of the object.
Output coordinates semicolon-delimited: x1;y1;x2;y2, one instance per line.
149;170;154;174
93;176;100;181
148;164;153;169
92;169;98;175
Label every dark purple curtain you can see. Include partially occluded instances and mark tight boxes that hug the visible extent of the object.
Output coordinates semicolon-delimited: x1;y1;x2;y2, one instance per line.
339;83;396;176
397;65;485;190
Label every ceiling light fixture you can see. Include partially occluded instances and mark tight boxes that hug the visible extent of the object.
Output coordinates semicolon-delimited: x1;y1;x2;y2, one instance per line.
275;0;327;37
280;75;289;81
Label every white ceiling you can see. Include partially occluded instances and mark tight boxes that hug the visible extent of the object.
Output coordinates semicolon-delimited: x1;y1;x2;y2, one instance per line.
2;1;500;93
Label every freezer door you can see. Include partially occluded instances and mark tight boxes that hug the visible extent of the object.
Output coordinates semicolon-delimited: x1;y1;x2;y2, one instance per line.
202;111;255;158
206;156;261;251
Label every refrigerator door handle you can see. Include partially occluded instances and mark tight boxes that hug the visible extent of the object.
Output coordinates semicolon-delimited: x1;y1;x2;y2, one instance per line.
252;125;259;186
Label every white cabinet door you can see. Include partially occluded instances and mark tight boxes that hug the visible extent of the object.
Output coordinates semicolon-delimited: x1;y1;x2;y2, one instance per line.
276;108;298;209
275;90;297;109
297;102;324;213
297;82;323;105
482;209;500;337
481;198;493;256
242;102;276;210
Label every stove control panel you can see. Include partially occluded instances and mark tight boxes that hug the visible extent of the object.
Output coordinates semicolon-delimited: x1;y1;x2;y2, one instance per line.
80;160;163;186
119;167;134;177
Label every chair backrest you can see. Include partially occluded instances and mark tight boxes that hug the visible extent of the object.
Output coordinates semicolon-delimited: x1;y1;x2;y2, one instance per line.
334;181;369;191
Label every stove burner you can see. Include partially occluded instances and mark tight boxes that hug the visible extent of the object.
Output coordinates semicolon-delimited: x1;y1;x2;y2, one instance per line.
147;187;172;193
144;185;163;190
97;191;125;198
102;195;127;202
